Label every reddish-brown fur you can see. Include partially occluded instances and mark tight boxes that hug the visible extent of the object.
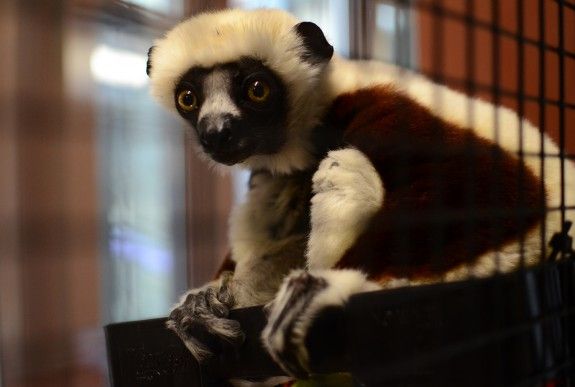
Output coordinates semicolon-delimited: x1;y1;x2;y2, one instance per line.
214;253;236;279
328;86;545;281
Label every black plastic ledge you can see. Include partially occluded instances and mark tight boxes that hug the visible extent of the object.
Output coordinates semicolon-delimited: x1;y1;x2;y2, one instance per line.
105;258;575;387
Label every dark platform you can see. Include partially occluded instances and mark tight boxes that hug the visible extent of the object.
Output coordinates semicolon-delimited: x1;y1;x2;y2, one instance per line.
106;258;575;387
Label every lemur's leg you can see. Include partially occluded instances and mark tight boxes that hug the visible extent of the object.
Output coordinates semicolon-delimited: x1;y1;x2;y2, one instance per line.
167;271;244;361
262;148;384;378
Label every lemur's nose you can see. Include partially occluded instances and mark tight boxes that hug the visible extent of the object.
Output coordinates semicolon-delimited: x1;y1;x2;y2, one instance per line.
197;114;234;152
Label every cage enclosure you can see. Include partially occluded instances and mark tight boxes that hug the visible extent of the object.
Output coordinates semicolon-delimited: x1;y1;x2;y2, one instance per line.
106;0;575;386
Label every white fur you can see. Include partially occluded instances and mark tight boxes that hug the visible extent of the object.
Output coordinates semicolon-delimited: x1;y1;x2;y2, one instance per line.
262;269;379;376
307;148;384;269
199;70;241;122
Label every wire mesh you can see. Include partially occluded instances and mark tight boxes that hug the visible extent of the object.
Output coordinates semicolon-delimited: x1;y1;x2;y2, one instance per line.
383;0;575;271
373;0;575;384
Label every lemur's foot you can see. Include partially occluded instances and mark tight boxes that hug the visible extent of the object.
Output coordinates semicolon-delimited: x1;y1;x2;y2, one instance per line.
167;272;244;361
308;148;384;268
261;269;378;379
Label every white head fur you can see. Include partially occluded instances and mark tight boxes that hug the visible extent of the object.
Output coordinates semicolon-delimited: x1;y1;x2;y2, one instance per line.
149;8;333;174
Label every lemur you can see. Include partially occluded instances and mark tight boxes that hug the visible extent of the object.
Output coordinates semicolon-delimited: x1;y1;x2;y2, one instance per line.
147;8;575;381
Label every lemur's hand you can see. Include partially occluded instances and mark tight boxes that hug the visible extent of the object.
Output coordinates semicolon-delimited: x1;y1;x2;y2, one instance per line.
167;272;244;361
261;270;379;378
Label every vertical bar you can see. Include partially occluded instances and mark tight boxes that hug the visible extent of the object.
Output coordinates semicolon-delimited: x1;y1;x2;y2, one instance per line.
348;0;361;59
431;0;446;267
516;0;526;267
393;1;410;69
464;0;476;274
402;1;412;68
491;0;502;271
394;3;401;67
349;0;370;60
538;0;547;259
536;0;547;378
395;0;409;277
431;0;443;83
557;0;567;246
491;0;500;133
463;1;475;129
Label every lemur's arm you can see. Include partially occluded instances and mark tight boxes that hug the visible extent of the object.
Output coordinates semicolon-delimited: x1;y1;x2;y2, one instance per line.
262;85;546;378
330;86;544;281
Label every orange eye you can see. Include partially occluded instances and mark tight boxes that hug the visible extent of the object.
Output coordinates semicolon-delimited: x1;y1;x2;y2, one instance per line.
177;90;198;112
247;80;270;103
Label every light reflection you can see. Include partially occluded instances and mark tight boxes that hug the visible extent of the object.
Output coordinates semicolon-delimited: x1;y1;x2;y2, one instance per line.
90;45;148;88
109;226;173;274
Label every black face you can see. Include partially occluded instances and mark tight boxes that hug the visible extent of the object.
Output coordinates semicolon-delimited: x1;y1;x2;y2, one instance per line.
174;58;288;165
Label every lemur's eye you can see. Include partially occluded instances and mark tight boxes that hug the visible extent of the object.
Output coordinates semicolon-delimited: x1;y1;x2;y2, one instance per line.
247;80;270;103
177;89;198;112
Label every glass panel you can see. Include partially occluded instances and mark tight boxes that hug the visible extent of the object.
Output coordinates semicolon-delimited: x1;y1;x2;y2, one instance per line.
372;0;417;67
65;2;188;325
94;33;187;323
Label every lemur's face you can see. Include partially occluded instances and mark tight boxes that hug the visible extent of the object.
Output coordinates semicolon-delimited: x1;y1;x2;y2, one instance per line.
175;58;288;166
148;10;335;172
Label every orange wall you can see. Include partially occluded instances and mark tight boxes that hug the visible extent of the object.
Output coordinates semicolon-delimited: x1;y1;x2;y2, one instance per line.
417;0;575;155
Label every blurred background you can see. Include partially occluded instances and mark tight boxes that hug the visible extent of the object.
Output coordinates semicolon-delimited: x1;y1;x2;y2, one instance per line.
0;0;573;386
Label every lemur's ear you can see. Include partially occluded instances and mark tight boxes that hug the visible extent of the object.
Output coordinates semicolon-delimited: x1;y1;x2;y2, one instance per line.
294;22;333;65
146;46;155;76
